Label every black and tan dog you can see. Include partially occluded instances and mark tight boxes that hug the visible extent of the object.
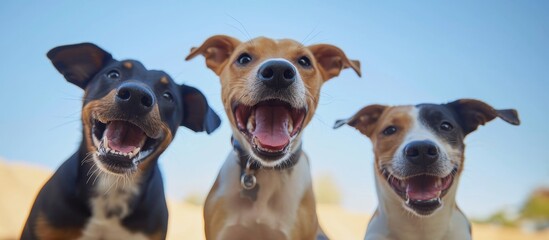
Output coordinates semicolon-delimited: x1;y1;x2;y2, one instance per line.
21;43;221;239
186;35;360;240
334;99;520;240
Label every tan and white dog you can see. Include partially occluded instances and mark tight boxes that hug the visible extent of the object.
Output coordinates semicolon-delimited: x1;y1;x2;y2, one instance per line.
334;99;520;240
186;35;360;240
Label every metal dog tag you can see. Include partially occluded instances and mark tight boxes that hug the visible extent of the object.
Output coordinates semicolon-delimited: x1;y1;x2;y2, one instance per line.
240;173;257;190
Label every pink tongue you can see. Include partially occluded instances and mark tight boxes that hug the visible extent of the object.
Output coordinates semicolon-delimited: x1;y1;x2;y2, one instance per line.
105;121;146;153
252;105;291;151
406;175;442;201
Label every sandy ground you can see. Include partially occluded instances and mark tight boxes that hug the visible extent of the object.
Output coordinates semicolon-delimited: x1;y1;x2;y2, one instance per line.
1;159;548;240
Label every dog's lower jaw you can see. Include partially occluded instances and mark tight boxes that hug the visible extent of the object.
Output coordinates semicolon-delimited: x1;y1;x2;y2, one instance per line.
232;128;303;168
84;123;172;176
366;175;470;240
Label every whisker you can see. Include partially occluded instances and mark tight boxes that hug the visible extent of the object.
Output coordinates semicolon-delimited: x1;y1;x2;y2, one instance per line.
48;119;81;131
226;14;254;46
92;168;102;186
300;25;319;46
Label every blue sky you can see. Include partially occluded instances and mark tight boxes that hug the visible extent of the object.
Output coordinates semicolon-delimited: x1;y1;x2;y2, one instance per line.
0;1;547;218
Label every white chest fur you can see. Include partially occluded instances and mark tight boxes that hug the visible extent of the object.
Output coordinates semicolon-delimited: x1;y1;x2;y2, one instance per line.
79;174;148;240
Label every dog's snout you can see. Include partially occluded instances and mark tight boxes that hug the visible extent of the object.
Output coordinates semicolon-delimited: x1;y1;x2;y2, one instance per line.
404;140;439;166
116;82;155;114
258;60;296;90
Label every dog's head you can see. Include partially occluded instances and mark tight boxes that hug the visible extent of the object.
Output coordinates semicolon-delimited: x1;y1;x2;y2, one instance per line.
48;43;221;175
334;99;519;216
186;35;360;167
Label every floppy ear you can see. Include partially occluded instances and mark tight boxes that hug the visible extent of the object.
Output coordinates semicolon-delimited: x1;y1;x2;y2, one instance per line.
447;99;520;135
185;35;241;75
308;44;361;81
334;104;386;137
179;85;221;134
47;43;113;89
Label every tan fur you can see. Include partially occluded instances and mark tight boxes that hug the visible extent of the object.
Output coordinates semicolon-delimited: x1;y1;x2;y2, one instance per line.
203;152;319;240
187;35;359;239
35;212;82;240
123;61;133;69
160;76;169;85
369;106;414;172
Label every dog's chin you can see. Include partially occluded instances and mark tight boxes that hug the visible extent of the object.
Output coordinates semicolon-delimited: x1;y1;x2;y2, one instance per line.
89;117;162;175
382;168;458;216
232;99;306;168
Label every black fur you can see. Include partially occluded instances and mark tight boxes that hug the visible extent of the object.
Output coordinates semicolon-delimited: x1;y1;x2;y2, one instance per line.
21;43;221;239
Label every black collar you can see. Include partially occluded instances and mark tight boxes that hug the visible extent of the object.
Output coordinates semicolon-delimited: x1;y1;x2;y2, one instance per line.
231;136;302;171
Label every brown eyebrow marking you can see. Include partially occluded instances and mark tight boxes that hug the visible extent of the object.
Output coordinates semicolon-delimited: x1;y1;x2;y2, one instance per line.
123;62;133;69
160;76;169;85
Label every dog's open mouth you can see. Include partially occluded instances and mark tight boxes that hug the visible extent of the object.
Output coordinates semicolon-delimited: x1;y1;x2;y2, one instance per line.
233;99;306;160
91;117;160;174
383;168;457;215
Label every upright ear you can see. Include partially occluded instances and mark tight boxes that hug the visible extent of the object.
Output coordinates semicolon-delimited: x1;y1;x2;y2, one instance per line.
185;35;241;75
447;99;520;135
308;44;361;81
333;104;386;137
47;43;113;89
179;85;221;134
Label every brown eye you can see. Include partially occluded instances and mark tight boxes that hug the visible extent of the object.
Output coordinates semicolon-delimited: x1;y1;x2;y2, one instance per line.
163;92;173;102
382;126;397;136
440;122;453;131
298;56;311;67
106;70;120;79
237;53;252;65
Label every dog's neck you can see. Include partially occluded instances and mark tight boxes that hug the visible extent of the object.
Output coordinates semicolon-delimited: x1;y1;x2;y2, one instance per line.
368;172;464;240
211;134;313;237
231;136;303;201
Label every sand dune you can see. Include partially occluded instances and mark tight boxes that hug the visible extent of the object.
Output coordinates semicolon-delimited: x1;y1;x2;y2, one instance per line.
0;160;51;239
1;159;547;240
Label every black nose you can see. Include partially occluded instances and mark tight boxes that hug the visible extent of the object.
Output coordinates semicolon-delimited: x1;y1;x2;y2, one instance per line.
115;82;155;115
404;140;439;166
257;60;297;90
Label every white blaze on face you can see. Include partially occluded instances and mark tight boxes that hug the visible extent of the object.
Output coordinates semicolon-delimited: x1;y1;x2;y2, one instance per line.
248;58;307;109
392;107;454;176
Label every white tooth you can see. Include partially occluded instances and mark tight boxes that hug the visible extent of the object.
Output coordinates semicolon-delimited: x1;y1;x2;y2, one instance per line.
400;180;406;189
436;190;442;197
92;135;99;147
247;117;254;132
288;117;293;133
132;148;141;157
435;178;442;188
247;113;255;132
